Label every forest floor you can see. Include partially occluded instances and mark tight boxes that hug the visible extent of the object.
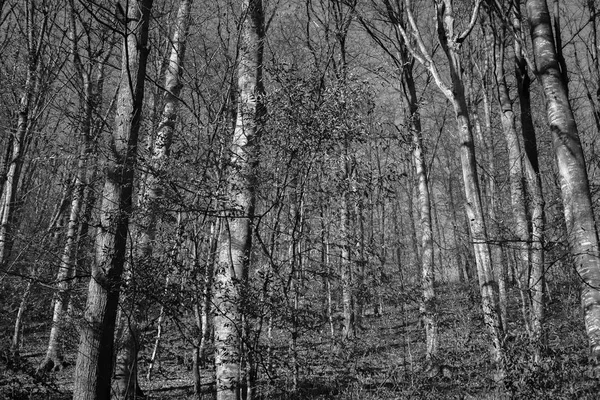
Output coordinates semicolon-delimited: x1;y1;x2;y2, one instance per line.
2;279;600;399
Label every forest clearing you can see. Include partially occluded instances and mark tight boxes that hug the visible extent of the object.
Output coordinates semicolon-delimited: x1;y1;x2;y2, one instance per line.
3;0;600;399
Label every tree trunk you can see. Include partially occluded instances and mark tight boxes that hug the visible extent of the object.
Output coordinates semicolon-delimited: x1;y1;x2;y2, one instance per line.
113;1;191;397
400;56;438;361
527;0;600;370
199;219;218;365
39;1;101;370
432;0;505;372
489;20;530;331
10;276;33;360
72;2;152;399
340;168;355;340
39;146;86;372
511;1;546;356
0;1;46;267
473;70;508;328
213;1;264;398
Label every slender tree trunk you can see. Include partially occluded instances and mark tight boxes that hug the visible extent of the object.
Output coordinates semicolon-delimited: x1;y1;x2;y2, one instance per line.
39;1;102;370
511;2;546;354
0;2;46;267
400;58;438;361
72;2;153;399
527;0;600;370
199;219;218;364
418;0;505;373
214;1;264;398
39;144;87;372
10;276;33;360
476;75;509;328
452;94;504;367
113;1;191;398
487;20;530;332
146;276;168;381
340;165;355;340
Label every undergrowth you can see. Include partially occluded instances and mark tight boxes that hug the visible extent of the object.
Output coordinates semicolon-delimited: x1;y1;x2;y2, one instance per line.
2;279;600;399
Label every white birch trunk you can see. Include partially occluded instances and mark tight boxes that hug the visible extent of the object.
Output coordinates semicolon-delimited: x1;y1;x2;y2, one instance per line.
214;1;264;398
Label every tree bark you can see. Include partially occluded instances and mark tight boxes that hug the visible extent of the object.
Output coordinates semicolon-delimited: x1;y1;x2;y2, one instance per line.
213;0;264;398
527;0;600;370
432;0;505;372
511;1;546;357
72;1;153;399
113;1;191;397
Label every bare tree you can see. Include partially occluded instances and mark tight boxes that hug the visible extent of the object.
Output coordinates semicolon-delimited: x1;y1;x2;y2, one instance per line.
113;0;192;397
377;0;504;376
357;2;439;363
38;0;113;373
72;1;153;399
213;0;264;398
527;0;600;374
0;0;48;268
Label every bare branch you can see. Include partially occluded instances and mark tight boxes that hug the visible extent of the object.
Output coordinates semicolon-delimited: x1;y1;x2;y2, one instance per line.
457;0;483;43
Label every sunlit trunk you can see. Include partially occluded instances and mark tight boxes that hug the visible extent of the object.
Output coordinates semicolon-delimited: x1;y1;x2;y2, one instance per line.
214;1;264;398
527;0;600;370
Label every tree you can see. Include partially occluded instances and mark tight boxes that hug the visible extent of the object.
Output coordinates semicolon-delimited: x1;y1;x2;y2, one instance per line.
38;0;113;373
0;0;48;268
113;0;192;397
527;0;600;374
378;0;505;375
358;1;438;363
213;0;264;398
72;1;153;399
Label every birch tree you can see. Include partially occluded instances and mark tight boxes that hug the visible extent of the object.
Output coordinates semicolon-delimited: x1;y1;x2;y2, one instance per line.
358;2;438;363
113;0;192;397
213;0;264;398
38;0;113;373
0;0;48;268
374;0;505;375
527;0;600;373
72;1;153;399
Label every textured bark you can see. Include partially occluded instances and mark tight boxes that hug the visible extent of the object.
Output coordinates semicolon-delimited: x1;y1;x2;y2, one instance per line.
72;2;153;399
213;1;264;398
527;0;600;369
510;2;545;352
114;1;191;397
